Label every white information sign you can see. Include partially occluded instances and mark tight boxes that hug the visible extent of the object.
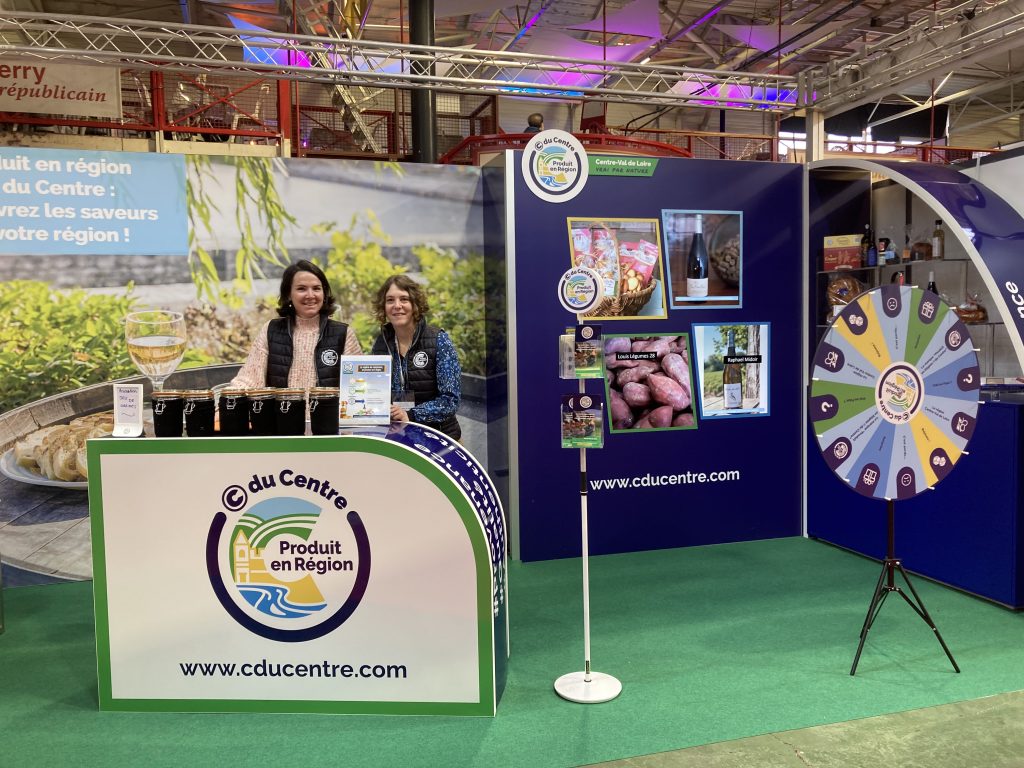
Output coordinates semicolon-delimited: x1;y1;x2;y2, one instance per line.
339;355;392;427
111;384;144;437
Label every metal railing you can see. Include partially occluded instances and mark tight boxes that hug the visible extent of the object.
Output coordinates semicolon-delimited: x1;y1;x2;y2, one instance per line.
610;126;780;161
439;132;694;165
820;140;998;164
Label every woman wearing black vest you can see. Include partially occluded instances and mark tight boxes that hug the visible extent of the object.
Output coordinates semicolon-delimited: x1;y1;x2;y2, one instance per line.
370;275;462;440
230;260;361;389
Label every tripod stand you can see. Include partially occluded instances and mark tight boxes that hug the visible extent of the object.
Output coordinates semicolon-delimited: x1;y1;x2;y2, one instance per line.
850;499;960;676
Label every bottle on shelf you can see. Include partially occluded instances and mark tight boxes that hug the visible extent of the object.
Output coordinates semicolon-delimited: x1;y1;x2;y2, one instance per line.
863;224;877;267
686;213;709;300
891;270;905;285
878;237;897;264
926;271;938;294
932;219;945;261
723;330;742;410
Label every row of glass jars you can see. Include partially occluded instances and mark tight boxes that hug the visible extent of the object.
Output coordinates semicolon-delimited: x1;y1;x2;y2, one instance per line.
151;387;341;437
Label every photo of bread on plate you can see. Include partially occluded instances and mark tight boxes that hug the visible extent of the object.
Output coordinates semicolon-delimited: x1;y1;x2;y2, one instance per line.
13;412;114;482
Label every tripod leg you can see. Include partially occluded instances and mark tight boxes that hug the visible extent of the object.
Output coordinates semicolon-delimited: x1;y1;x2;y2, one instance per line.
895;564;961;673
865;585;891;632
857;559;889;636
851;559;890;676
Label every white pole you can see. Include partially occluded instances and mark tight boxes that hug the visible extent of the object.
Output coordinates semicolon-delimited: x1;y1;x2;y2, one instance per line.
553;318;621;704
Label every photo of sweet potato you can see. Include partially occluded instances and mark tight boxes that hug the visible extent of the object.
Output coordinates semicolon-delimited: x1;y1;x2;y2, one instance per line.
604;334;697;432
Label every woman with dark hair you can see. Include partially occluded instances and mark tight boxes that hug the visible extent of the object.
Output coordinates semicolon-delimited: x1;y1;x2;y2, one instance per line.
371;274;461;440
230;259;361;388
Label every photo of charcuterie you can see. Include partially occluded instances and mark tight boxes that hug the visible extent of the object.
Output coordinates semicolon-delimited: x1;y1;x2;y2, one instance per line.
566;217;668;320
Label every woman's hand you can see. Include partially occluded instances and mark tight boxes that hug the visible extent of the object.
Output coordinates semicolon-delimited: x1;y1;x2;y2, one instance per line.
390;404;410;422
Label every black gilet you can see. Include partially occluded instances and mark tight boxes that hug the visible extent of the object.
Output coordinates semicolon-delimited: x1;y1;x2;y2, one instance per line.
265;316;348;388
371;320;461;439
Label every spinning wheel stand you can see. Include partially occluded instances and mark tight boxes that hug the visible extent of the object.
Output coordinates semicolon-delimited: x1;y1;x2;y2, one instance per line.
850;499;960;676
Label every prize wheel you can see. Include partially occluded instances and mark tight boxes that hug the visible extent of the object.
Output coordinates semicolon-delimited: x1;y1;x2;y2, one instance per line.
810;285;980;500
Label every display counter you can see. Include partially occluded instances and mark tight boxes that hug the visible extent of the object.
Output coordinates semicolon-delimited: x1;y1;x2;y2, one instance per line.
87;422;508;716
808;394;1024;608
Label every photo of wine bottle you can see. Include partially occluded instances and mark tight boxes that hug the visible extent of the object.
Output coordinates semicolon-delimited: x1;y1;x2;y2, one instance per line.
723;329;742;409
686;213;709;300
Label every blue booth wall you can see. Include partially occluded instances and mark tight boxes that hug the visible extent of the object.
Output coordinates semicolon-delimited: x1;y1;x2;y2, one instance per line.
508;155;804;562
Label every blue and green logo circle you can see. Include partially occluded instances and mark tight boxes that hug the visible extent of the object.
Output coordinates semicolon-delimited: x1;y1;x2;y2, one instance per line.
206;474;371;642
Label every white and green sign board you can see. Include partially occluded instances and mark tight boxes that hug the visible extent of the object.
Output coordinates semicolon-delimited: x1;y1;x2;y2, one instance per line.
88;433;505;715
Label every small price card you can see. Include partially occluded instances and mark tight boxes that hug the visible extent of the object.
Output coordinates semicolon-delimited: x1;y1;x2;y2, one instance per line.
113;384;144;437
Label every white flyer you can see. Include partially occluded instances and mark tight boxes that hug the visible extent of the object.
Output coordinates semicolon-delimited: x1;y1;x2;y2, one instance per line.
339;355;392;426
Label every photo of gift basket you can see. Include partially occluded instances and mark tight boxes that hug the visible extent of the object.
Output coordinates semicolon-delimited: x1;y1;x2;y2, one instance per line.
583;280;657;318
568;218;666;319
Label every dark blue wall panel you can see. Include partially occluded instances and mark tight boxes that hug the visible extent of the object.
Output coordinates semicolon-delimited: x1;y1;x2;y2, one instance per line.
511;156;804;561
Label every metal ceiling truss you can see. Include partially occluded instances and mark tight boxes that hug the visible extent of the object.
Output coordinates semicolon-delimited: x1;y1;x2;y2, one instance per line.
800;0;1024;117
948;93;1024;134
0;11;798;111
867;69;1024;129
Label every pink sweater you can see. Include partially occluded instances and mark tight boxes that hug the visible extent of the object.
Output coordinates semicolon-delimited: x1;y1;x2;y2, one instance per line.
230;315;363;389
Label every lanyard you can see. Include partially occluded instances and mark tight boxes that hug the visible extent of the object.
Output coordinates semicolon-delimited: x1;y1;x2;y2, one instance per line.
397;350;408;392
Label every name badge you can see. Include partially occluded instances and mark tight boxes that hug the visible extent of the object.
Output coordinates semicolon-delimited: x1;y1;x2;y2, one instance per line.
395;389;415;412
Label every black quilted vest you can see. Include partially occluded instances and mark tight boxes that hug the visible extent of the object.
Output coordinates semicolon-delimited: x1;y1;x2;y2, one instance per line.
372;320;461;439
265;316;348;388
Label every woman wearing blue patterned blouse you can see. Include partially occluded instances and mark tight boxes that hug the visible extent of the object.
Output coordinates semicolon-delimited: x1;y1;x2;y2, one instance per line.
370;275;462;440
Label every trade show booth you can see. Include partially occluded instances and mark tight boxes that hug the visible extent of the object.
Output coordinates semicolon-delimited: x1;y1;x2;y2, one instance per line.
5;141;1024;758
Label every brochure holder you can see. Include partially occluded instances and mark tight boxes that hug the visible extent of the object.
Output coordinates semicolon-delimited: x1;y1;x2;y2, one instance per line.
554;316;621;704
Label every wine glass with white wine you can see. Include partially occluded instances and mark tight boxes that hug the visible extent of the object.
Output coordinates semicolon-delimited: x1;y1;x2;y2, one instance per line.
125;310;187;391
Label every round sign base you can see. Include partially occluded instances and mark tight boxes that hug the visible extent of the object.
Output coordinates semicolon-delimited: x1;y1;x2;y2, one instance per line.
553;671;622;704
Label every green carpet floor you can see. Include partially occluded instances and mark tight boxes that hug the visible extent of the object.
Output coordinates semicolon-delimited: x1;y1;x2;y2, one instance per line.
2;537;1023;768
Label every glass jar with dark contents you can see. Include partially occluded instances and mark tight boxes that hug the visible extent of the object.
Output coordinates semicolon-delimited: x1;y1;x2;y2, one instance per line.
151;390;185;437
309;387;340;435
217;389;249;436
247;388;277;436
275;388;306;436
183;390;215;437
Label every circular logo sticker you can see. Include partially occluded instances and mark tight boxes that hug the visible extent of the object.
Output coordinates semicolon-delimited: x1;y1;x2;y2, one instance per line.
876;362;924;424
320;349;339;367
521;129;589;203
206;479;370;642
580;395;593;409
557;267;602;314
412;351;429;368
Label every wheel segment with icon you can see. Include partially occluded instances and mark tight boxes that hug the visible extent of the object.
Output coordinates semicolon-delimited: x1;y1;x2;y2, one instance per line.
810;285;980;500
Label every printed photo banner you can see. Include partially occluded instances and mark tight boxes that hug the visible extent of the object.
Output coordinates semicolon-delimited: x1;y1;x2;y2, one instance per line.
0;147;187;256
